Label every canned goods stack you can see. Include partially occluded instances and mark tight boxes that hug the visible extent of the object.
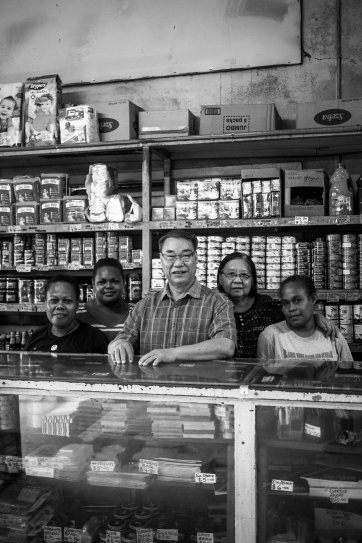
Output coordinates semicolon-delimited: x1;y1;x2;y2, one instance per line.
252;236;266;290
13;234;25;266
1;240;13;268
196;236;208;286
359;235;362;288
34;234;46;267
151;257;165;290
295;242;311;276
339;303;354;344
327;234;343;289
281;236;296;281
222;238;236;259
6;277;18;303
46;234;57;266
353;303;362;342
0;279;6;302
18;278;34;303
342;234;358;289
265;236;281;290
312;238;327;289
207;236;223;289
235;235;251;254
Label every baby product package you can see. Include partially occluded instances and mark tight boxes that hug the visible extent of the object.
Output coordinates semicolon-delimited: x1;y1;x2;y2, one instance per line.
59;105;99;144
0;82;23;147
23;74;62;147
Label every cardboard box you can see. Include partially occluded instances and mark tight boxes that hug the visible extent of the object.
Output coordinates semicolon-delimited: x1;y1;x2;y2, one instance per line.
97;100;142;141
139;109;196;139
200;104;281;135
296;98;362;129
284;169;327;217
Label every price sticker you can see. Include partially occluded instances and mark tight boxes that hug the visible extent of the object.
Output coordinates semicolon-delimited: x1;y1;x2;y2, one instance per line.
139;459;159;474
136;527;153;542
195;472;217;484
64;528;82;542
336;215;351;225
271;479;294;492
90;460;115;472
106;531;121;543
304;423;321;438
197;533;214;543
44;526;62;542
16;264;32;273
159;221;175;229
5;456;24;473
107;222;122;230
346;291;359;301
330;488;349;503
294;216;309;225
69;224;83;232
327;294;340;303
68;263;81;271
156;529;178;541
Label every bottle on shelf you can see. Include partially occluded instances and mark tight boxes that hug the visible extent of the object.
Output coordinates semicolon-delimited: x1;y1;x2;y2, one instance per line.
20;331;27;351
329;162;353;216
9;331;16;351
128;271;142;303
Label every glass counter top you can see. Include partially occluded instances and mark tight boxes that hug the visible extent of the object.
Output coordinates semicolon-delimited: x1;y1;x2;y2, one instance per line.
0;351;257;388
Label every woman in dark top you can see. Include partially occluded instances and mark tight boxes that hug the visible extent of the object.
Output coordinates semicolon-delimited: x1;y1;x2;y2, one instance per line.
217;252;336;358
25;274;109;354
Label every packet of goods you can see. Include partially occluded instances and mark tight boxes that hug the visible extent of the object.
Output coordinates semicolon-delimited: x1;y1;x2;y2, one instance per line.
85;163;117;222
105;193;142;223
23;74;62;147
0;82;23;147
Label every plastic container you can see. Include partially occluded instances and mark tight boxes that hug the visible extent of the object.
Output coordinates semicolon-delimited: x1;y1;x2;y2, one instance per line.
329;163;353;216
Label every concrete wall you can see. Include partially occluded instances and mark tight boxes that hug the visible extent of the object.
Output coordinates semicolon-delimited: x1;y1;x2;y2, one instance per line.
63;0;362;129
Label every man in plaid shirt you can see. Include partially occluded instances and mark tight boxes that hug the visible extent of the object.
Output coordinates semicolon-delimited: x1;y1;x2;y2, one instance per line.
108;230;236;366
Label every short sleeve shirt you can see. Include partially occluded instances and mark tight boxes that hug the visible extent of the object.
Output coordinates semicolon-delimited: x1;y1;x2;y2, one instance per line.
117;279;236;355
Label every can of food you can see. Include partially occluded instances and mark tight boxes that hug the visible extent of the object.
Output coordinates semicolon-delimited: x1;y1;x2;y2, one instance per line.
325;303;339;321
282;236;297;244
353;324;362;342
339;323;354;343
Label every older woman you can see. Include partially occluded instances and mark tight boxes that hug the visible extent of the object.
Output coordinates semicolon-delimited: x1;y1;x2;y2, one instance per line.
257;275;352;363
217;252;336;358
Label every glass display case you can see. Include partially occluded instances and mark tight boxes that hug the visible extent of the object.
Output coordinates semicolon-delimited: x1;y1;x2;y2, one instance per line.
251;358;362;543
0;351;258;543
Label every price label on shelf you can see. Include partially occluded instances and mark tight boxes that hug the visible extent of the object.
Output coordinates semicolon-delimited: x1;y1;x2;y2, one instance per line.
139;459;159;474
271;479;294;492
346;291;359;302
336;215;351;225
106;531;121;543
304;423;321;438
327;294;340;303
136;527;153;542
67;263;81;271
197;533;214;543
90;460;115;472
158;221;175;229
329;488;349;503
16;264;31;273
63;528;82;542
69;224;84;232
156;529;178;541
294;216;309;225
4;456;24;473
195;472;216;484
43;526;62;542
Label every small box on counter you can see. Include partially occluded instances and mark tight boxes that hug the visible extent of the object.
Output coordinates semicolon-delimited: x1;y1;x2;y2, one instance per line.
0;181;14;204
284;169;327;217
0;205;13;226
139;109;196;139
152;208;164;221
197;201;219;220
40;173;68;200
63;196;88;223
175;201;197;220
197;179;220;201
59;105;99;144
296;97;362;129
15;202;39;226
13;176;40;202
163;207;176;220
132;249;143;265
176;180;198;201
40;200;63;223
200;103;282;135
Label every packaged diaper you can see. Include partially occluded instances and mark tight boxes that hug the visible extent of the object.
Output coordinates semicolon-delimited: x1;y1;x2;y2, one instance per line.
0;82;23;147
59;105;99;144
23;74;62;147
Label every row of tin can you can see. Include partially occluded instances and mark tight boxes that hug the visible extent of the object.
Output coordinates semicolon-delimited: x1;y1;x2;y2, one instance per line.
0;278;93;304
316;301;362;343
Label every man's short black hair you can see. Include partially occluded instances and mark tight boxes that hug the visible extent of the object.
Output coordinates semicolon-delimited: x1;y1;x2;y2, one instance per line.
44;274;80;301
158;230;198;252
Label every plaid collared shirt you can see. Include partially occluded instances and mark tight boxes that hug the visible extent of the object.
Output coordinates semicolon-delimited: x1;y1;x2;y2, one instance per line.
117;279;236;355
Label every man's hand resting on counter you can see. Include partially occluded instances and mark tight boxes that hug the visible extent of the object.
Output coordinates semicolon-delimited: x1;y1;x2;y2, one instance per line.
108;338;134;364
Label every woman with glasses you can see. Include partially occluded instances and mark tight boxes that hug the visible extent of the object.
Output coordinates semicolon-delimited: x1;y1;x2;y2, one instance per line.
217;252;336;359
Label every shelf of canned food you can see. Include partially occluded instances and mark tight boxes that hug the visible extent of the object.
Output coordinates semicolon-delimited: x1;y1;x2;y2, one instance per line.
0;222;143;234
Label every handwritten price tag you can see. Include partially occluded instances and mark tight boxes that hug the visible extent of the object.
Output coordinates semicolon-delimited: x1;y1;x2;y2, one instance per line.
330;488;349;503
136;527;153;542
139;459;159;474
271;479;294;492
294;216;309;225
5;456;24;473
156;529;178;541
106;531;121;543
44;526;62;541
64;528;82;542
197;533;214;543
90;460;115;472
336;215;350;225
195;472;216;484
304;423;321;438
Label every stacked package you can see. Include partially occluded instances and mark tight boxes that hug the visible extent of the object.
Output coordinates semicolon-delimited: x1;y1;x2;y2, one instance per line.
180;404;215;439
54;443;93;481
252;236;266;290
147;402;183;439
312;238;327;289
342;234;358;289
0;82;23;147
100;401;150;437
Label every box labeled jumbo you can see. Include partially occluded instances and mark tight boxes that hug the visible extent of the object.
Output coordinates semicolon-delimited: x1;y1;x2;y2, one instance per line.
284;169;327;217
0;82;23;147
23;74;62;147
296;98;362;129
139;109;196;139
59;105;99;144
200;104;281;135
